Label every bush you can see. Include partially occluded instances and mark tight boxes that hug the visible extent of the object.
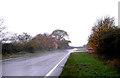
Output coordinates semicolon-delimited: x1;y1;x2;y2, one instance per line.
2;43;23;55
97;28;120;59
88;17;120;60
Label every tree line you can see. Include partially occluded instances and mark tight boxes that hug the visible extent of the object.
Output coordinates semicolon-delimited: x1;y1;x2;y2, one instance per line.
0;19;71;55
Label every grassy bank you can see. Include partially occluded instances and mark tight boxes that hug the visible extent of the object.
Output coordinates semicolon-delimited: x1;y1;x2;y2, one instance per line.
2;50;58;60
60;52;120;77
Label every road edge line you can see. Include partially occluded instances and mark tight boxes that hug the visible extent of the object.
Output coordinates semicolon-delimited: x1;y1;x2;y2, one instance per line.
45;52;71;77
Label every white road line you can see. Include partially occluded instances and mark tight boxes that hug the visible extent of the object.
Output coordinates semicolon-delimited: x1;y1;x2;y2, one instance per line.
45;52;71;77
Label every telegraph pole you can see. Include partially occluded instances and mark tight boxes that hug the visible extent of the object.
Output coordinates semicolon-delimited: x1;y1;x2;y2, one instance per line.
118;1;120;27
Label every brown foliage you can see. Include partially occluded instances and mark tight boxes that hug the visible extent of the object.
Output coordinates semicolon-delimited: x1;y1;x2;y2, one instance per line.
107;59;120;72
88;17;116;53
32;33;58;50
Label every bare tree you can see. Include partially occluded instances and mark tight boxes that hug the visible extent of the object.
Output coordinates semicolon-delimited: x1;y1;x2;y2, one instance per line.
9;32;32;43
17;32;32;43
0;19;6;43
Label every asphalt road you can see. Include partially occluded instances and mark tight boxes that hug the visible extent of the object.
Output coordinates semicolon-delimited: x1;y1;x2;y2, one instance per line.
2;49;72;76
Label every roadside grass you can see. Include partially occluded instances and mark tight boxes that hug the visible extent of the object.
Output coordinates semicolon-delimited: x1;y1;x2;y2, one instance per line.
2;50;58;60
60;52;120;77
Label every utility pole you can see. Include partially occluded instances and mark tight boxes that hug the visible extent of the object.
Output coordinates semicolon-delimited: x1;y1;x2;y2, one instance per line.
0;42;2;78
118;1;120;27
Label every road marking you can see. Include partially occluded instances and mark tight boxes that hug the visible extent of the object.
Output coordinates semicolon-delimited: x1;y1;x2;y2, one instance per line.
45;52;71;77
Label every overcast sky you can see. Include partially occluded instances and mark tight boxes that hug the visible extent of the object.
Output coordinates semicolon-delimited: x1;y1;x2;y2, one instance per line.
0;0;119;46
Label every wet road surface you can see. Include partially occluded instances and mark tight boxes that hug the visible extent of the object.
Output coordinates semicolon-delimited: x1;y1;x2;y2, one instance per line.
2;49;72;76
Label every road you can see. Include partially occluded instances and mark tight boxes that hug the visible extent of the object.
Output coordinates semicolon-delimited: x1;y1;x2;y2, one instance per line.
2;49;72;76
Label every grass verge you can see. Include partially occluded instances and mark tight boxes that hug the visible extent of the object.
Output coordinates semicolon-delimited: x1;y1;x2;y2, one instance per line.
2;50;57;60
60;52;120;77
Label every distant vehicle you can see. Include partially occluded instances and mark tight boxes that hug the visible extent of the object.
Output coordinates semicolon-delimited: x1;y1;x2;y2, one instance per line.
88;48;93;50
88;48;93;52
73;48;78;51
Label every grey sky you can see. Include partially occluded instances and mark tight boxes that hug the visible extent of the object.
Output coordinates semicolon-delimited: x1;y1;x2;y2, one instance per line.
0;0;119;46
